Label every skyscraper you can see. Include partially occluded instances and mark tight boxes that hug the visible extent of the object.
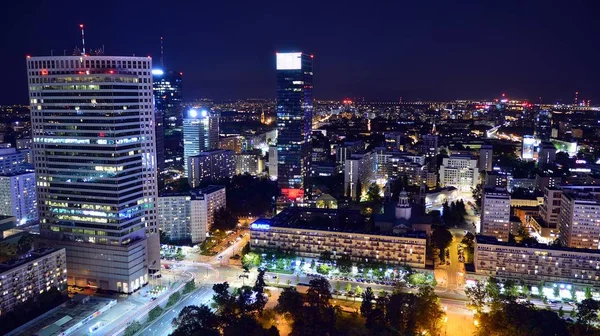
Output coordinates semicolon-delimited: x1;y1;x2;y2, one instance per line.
152;69;183;170
479;145;493;172
276;52;313;200
183;108;220;177
27;55;160;293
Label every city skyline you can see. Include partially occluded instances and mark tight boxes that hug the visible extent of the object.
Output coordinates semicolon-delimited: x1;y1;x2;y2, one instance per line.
1;1;599;105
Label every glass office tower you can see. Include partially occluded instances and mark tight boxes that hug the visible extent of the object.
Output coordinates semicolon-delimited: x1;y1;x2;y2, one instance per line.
152;69;183;170
26;55;160;293
183;108;220;177
276;52;313;200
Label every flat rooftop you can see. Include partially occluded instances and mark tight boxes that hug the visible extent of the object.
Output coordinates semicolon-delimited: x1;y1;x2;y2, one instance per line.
252;207;426;239
7;296;116;336
0;247;61;272
475;235;600;255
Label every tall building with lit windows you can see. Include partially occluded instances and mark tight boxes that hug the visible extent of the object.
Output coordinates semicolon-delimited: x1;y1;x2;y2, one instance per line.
276;52;313;201
152;69;183;170
183;108;220;177
26;55;160;293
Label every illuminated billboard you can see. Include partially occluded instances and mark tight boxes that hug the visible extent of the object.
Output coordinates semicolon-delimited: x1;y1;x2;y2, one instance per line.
276;52;302;70
522;135;535;160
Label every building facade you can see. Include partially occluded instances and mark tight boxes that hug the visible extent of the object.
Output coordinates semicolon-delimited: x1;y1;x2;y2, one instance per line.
559;191;600;250
0;172;38;225
235;153;264;176
0;148;30;174
344;151;375;200
0;248;67;316
250;220;426;268
480;187;511;241
27;55;160;293
439;155;479;192
157;186;226;244
276;52;313;199
474;235;600;288
479;145;493;172
188;150;235;188
183;109;220;177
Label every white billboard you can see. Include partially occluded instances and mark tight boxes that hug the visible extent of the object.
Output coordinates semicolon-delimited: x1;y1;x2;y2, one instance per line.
522;135;535;160
276;52;302;70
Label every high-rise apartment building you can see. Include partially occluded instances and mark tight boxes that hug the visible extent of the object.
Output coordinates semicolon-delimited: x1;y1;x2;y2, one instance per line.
188;149;235;188
439;155;479;192
538;141;556;170
0;172;37;225
276;52;313;200
344;151;376;200
479;145;493;172
157;186;226;244
183;109;219;177
27;55;160;293
559;191;600;249
480;187;511;241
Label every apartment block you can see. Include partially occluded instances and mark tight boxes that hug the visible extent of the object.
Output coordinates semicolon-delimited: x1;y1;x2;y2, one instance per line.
559;191;600;250
188;150;235;188
0;248;67;316
474;235;600;288
250;219;426;268
158;186;226;244
481;187;511;241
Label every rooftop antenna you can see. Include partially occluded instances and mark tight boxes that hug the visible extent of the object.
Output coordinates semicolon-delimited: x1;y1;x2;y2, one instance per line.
160;36;164;67
79;24;86;55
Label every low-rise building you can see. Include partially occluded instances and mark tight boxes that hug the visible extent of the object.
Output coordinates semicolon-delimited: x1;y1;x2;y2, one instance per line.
250;218;426;268
0;248;67;316
474;235;600;288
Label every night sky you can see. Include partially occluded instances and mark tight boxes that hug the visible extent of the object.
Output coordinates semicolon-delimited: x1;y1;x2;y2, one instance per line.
2;0;598;104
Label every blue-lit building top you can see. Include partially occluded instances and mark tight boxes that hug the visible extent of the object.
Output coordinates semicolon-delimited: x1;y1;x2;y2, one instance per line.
276;52;313;196
183;108;220;177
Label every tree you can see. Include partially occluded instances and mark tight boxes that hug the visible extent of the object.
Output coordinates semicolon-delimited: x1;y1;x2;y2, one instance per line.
168;291;182;307
485;277;502;309
318;251;333;263
124;321;142;336
387;291;419;334
553;286;560;299
465;280;488;313
213;207;238;231
345;283;352;293
276;287;304;318
252;269;268;313
148;306;163;321
475;301;569;336
585;287;593;300
336;254;353;274
355;285;363;298
504;280;519;298
183;279;196;294
366;183;382;203
171;305;220;336
242;252;262;269
317;264;330;275
306;277;332;309
431;227;453;262
415;285;445;335
576;298;600;329
360;287;376;329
